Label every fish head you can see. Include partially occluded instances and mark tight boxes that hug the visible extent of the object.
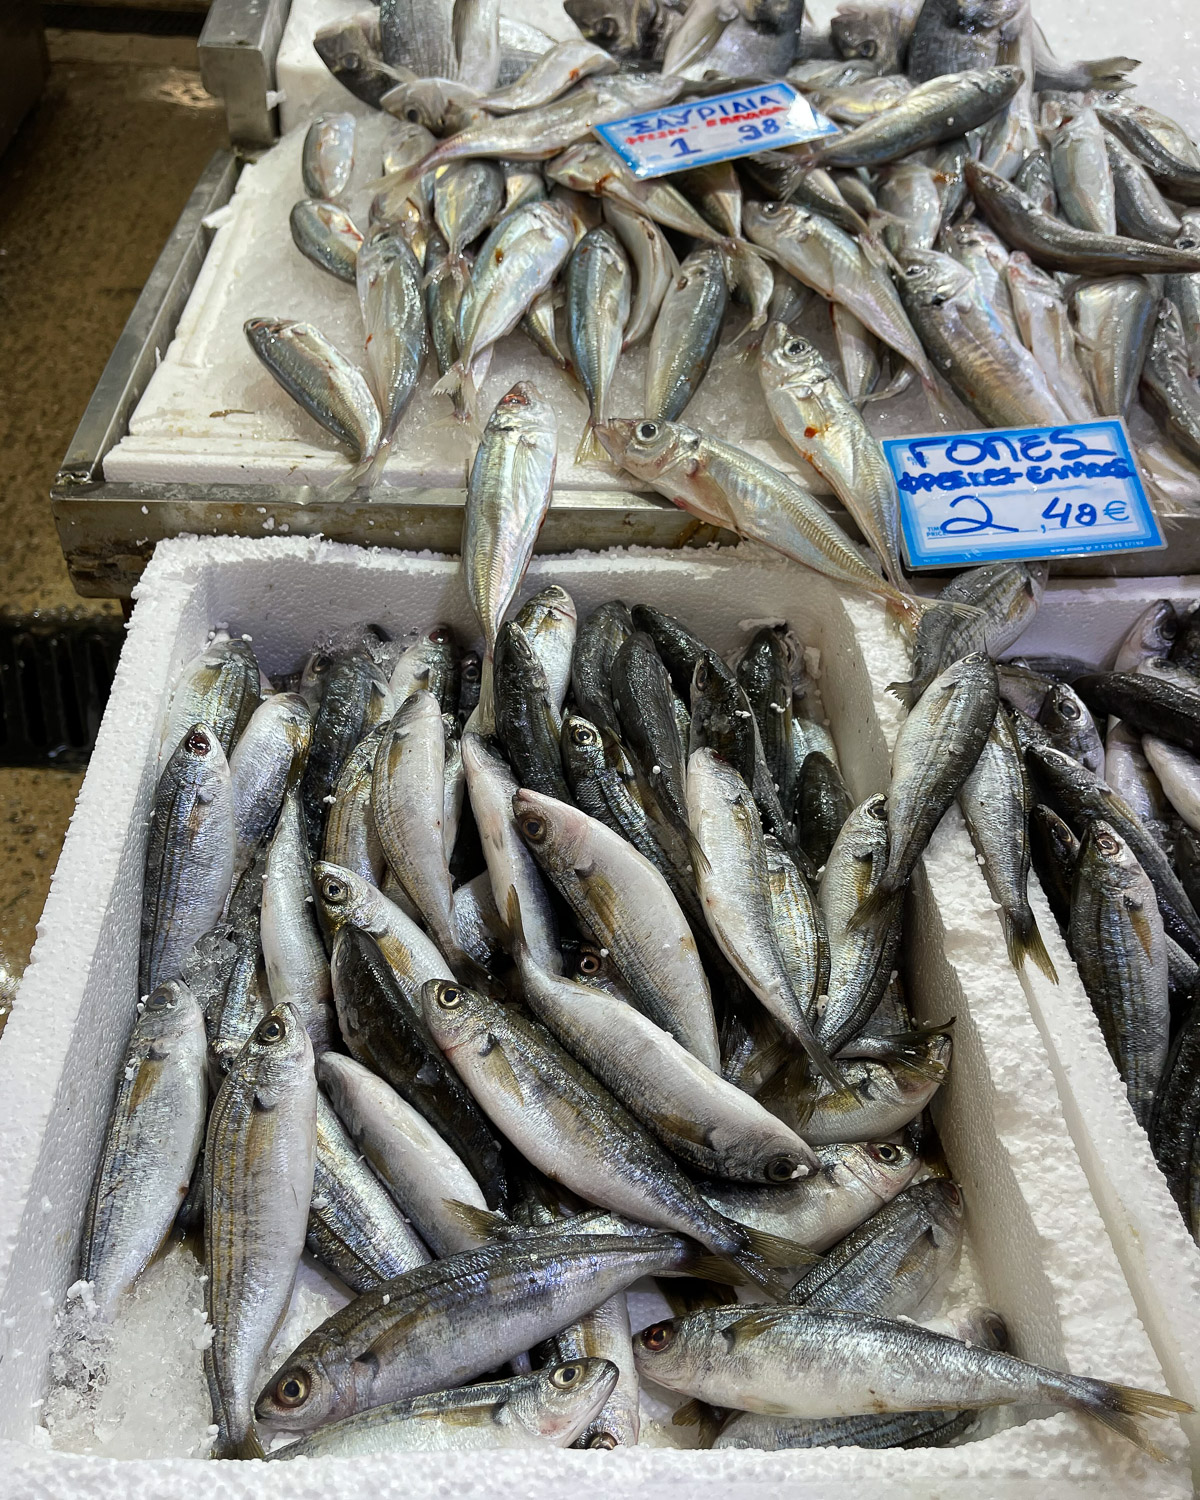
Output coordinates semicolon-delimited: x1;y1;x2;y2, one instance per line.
892;1028;953;1099
313;10;382;68
596;417;694;482
760;320;829;396
564;0;654;58
602;70;687;111
560;711;606;769
419;977;495;1053
512;786;592;874
737;0;801;34
519;584;578;637
256;1340;352;1430
956;0;1021;31
545;141;609;194
518;1359;620;1442
167;720;231;786
899;247;978;312
313;862;377;941
835;1139;920;1200
135;978;205;1047
1078;818;1145;894
742;199;807;246
959;1306;1008;1351
829;5;895;60
922;1176;967;1237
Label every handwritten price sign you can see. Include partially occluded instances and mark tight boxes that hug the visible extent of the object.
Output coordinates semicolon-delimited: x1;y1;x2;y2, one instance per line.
594;82;836;180
882;419;1165;569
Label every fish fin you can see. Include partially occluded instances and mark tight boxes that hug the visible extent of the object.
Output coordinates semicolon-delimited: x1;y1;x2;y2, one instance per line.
739;1223;820;1269
217;1426;266;1461
656;1274;737;1313
442;1199;514;1240
432;362;463;398
671;1398;725;1447
325;452;377;502
575;422;607;466
652;1108;711;1149
681;1252;745;1287
886;678;917;709
847;879;903;933
1004;905;1059;984
479;1034;525;1102
721;1307;785;1345
671;1397;706;1427
792;1026;851;1098
1073;1380;1191;1460
504;885;527;955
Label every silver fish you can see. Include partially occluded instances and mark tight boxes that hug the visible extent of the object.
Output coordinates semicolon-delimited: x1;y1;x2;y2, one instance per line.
261;790;335;1055
81;981;207;1319
380;0;455;76
1005;252;1097;422
434;159;505;274
479;40;617;113
314;12;402;110
1144;734;1200;833
302;112;356;201
566;226;631;463
315;861;453;1010
204;1004;316;1459
357;223;427;467
1142;297;1200;463
245;318;381;463
159;633;260;766
290;198;363;282
1165;210;1200;378
645;246;728;422
515;584;577;714
942;219;1021;349
322;724;387;887
228;692;312;890
1106;130;1182;244
453;0;501;91
879;158;941;257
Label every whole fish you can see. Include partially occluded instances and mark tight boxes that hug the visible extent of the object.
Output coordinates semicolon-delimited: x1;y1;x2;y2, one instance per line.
315;861;451;1009
159;634;260;766
598;419;925;633
453;0;501;91
959;708;1056;980
205;1004;316;1459
907;0;1021;82
898;249;1070;428
965;160;1200;275
942;219;1020;348
788;1178;964;1318
879;158;941;256
141;724;235;997
320;1052;489;1256
245;318;381;464
759;324;906;587
611;628;691;843
571;600;634;742
300;647;389;848
380;0;455;76
566;226;631;463
434;159;505;278
1070;821;1170;1127
515;584;577;714
817;794;904;1053
633;1306;1189;1453
322;725;386;886
645;246;728;422
461;381;558;692
261;790;335;1054
314;13;402;109
796;751;854;871
480;41;617;113
1096;106;1200;206
255;1231;724;1431
1141;298;1200;463
1105;719;1170;841
736;626;794;803
700;1140;919;1252
872;654;999;909
831;303;881;403
302;113;356;201
494;619;572;802
546;1297;638;1450
1029;800;1080;935
290;199;362;282
308;1091;430;1295
81;981;207;1319
1105;131;1182;244
1073;668;1200;757
1005;253;1097;422
603;201;678;348
228;692;312;890
424;235;468;418
512;787;721;1070
804;66;1023;168
267;1360;618;1457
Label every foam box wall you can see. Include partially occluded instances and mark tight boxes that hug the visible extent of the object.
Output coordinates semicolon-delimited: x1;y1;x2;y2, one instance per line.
0;536;1188;1495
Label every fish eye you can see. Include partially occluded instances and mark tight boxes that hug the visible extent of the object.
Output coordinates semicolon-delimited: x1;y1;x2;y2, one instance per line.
570;721;599;747
519;813;547;843
551;1362;584;1389
185;727;212;755
695;662;710;689
256;1014;287;1045
635;421;659;442
578;950;603;976
595;15;618;38
429;626;451;644
639;1322;675;1352
765;1155;798;1182
868;800;888;821
945;1183;962;1206
274;1369;310;1407
321;875;348;904
463;656;481;682
860;38;877;56
145;988;173;1012
1094;829;1121;857
873;1142;903;1164
761;202;782;216
1056;696;1080;721
785;339;806;357
437;984;464;1009
586;1432;618;1449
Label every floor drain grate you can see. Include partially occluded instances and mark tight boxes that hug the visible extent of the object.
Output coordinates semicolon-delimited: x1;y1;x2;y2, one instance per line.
0;614;125;768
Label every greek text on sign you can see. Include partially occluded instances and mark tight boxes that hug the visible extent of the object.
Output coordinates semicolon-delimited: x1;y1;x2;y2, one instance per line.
882;419;1165;570
593;82;837;179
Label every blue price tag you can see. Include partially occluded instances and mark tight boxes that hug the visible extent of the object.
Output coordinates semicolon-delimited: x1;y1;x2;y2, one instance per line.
593;82;836;180
882;419;1165;570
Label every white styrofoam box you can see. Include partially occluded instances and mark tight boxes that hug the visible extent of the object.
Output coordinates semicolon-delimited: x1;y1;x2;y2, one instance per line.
0;536;1188;1493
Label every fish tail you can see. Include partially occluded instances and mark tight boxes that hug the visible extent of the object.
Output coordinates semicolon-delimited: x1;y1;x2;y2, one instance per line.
212;1423;266;1461
670;1397;725;1447
883;587;927;640
1065;1377;1191;1459
1004;904;1059;984
886;677;917;708
575;420;606;466
324;451;377;501
432;361;465;399
472;652;497;736
796;1026;850;1096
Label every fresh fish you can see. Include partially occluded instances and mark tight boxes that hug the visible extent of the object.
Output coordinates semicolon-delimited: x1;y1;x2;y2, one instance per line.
301;647;390;847
633;1305;1189;1453
509;896;816;1183
461;381;558;687
548;140;728;246
81;981;207;1319
260;790;334;1054
603;201;678;348
512;787;721;1070
1105;719;1170;840
302;112;356;201
965;159;1200;275
380;0;455;76
563;0;679;63
453;0;501;90
1073;668;1200;758
1105;131;1182;244
597;419;924;632
320;1052;489;1256
1013;147;1057;214
452;871;508;973
1032;25;1138;93
1029;800;1080;935
314;859;448;1007
1038;681;1105;775
906;0;1021;83
245;318;382;464
714;1406;977;1450
788;1178;964;1318
314;13;402;109
159;634;260;766
546;1298;638;1450
1144;735;1200;833
267;1359;619;1457
700;1140;919;1252
831;302;881;403
1151;1000;1200;1227
1096;106;1200;206
389;627;460;714
960;707;1056;980
899;249;1070;428
942;219;1021;348
736;626;794;804
645;247;729;422
141;725;235;997
1070;820;1170;1127
205;1004;316;1459
795;751;853;872
1005;253;1097;422
662;0;739;75
501;161;547;215
759;324;907;587
515;585;577;715
434;159;505;278
566;226;631;463
494;619;572;802
1165;212;1200;377
255;1231;723;1430
1141;298;1200;463
830;2;916;73
611;628;691;843
228;693;312;890
308;1091;430;1295
480;41;617;113
804;66;1023;169
289;198;363;283
813;74;914;125
571;600;634;742
879;158;941;256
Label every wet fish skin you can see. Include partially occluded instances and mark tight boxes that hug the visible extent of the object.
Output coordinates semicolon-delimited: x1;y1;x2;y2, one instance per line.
1013;148;1057;215
380;0;455;76
571;600;634;742
289;198;363;283
714;1406;977;1450
645;246;729;422
81;981;208;1319
1070;820;1170;1127
566;226;631;463
1050;106;1116;234
159;634;261;766
736;626;794;805
879;158;941;256
1105;719;1170;844
141;724;235;997
548;1300;638;1450
796;750;853;873
314;859;451;1010
453;0;501;90
1076;275;1157;421
1037;682;1105;775
246;317;381;462
494;619;573;803
301;647;390;849
260;790;335;1055
1105;131;1182;244
1096;106;1200;206
256;1230;712;1430
314;14;403;109
515;584;577;715
308;1091;430;1294
205;1004;317;1459
1150;999;1200;1223
1029;801;1079;937
1073;667;1200;758
434;159;504;266
1005;252;1097;422
228;692;312;891
1165;211;1200;378
303;112;356;200
612;629;691;843
1141;298;1200;464
480;40;617;113
907;0;1020;83
603;201;678;349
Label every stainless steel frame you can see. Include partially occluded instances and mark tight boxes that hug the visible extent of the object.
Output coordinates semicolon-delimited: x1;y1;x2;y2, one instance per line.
50;150;729;600
198;0;292;148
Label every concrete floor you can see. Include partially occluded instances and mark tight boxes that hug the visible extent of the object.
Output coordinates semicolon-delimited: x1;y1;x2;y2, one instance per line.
0;29;227;1018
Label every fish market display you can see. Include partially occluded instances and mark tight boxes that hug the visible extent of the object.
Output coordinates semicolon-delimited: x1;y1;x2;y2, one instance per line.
71;388;1196;1463
229;0;1200;544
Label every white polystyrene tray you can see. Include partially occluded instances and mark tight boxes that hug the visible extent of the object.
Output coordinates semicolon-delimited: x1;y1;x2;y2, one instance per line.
0;535;1187;1495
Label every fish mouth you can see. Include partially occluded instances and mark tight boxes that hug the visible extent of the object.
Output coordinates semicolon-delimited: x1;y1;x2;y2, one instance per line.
594;419;635;461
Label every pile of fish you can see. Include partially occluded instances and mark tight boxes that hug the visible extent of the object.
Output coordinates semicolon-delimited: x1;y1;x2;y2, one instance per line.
244;0;1200;526
74;381;1192;1463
